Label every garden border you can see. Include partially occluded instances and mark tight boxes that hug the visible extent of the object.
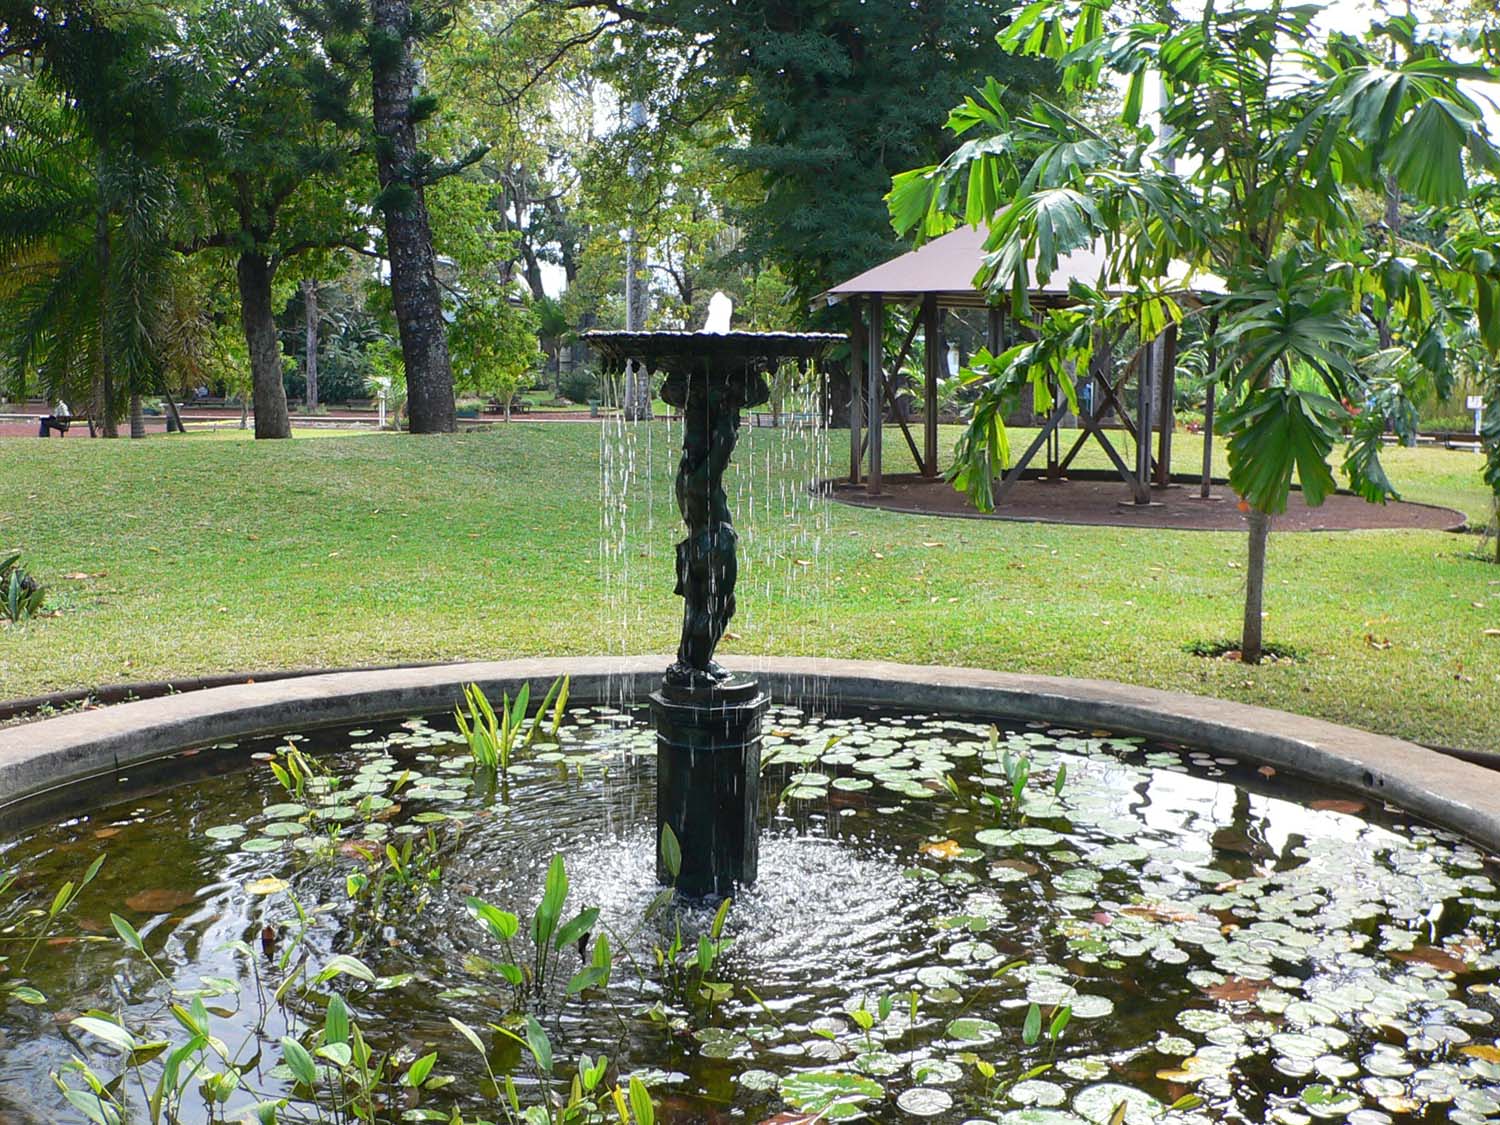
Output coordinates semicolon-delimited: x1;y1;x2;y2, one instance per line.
2;656;1498;851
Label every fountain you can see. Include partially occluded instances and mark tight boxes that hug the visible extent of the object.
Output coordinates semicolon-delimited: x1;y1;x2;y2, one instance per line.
586;300;840;896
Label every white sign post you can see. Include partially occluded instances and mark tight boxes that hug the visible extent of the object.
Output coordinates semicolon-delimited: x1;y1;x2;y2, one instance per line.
1468;394;1484;436
373;376;391;430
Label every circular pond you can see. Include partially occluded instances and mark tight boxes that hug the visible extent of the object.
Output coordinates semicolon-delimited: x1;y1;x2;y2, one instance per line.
2;700;1498;1125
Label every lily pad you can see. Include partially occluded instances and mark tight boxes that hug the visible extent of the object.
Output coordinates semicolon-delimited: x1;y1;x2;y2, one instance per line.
1071;1084;1163;1125
779;1071;883;1120
896;1088;953;1116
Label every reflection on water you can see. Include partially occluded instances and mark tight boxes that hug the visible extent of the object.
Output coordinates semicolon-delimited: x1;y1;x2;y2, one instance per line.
1;705;1497;1125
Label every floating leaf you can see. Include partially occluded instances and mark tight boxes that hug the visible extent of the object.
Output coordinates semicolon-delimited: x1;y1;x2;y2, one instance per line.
124;889;196;913
1309;799;1365;814
920;839;963;860
1072;1084;1162;1125
948;1017;1003;1043
895;1087;952;1116
779;1071;883;1119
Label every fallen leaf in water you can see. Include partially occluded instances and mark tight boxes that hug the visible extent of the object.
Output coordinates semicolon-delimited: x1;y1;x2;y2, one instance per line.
92;827;122;839
1203;977;1267;1003
758;1116;822;1125
245;878;288;896
1392;945;1471;974
1379;1095;1420;1114
125;888;196;913
1462;1045;1500;1064
1122;903;1200;924
920;839;963;860
1310;798;1365;814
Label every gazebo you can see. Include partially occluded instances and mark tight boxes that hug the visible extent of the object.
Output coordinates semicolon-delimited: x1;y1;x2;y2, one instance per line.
816;224;1220;505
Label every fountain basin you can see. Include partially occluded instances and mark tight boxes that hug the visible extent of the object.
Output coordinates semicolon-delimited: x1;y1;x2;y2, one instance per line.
3;657;1498;848
3;661;1499;1125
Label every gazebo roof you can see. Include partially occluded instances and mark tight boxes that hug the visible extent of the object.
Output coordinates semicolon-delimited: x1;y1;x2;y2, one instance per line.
817;225;1222;309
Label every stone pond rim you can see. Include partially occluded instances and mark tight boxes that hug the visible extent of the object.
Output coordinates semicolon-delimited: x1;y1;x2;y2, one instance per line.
2;656;1499;854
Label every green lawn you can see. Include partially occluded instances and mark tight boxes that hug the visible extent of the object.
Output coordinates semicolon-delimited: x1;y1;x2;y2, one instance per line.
2;421;1498;754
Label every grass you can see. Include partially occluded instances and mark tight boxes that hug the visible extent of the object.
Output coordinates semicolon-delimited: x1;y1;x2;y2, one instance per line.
2;421;1498;755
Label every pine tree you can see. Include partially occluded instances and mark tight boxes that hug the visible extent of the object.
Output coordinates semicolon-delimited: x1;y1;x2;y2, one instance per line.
296;0;486;433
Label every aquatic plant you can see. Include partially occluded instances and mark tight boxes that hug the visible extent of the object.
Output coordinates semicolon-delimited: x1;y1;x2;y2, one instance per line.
466;854;611;1008
456;676;570;777
945;724;1066;825
57;900;644;1125
0;854;103;1007
0;550;45;623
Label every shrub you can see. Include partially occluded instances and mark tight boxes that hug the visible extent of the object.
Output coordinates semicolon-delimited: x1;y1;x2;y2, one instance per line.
559;367;599;405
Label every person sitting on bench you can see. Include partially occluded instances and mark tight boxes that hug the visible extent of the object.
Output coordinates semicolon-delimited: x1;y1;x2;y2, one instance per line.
38;400;71;437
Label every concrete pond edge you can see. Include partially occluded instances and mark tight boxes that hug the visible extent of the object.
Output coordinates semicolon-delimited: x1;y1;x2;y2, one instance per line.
1;655;1496;851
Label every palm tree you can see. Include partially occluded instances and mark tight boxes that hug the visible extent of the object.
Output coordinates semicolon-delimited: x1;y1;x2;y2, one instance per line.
0;10;193;435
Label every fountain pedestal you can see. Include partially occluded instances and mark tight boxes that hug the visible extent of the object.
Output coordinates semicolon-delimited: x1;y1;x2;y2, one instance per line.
651;677;767;897
586;325;839;899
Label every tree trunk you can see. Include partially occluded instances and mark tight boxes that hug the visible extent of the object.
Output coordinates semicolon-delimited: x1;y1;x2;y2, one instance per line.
371;0;456;435
129;393;145;439
161;384;186;434
621;231;652;420
236;250;292;440
1241;508;1270;664
520;241;547;302
95;203;117;438
303;279;319;411
1379;174;1400;350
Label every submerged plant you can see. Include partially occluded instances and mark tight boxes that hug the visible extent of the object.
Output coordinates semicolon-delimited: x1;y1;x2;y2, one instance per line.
456;676;570;778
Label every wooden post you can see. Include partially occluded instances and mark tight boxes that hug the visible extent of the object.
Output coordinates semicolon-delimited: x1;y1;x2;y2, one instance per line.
922;295;940;477
1135;343;1154;504
1201;314;1219;498
1200;380;1216;498
867;295;884;495
849;300;864;484
1155;323;1178;487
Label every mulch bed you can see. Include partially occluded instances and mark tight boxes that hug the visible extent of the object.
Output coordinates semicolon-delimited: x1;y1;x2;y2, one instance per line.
830;474;1468;532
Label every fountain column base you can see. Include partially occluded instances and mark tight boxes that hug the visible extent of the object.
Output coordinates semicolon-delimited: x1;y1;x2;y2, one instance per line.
650;676;768;898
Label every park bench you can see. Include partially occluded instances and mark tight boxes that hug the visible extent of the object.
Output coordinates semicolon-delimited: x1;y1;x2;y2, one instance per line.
37;412;72;437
